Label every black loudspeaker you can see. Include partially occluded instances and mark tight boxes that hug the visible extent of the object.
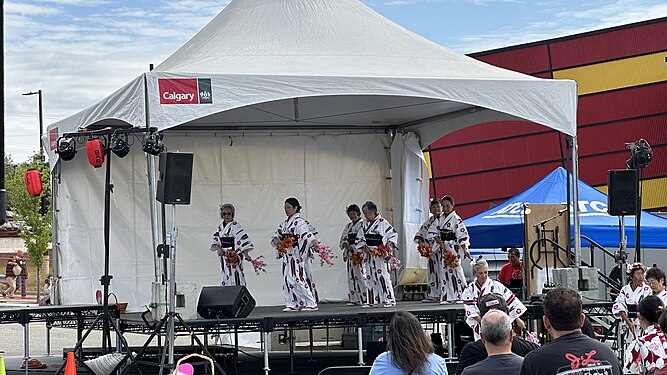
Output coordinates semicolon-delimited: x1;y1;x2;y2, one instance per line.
197;286;256;319
156;152;194;205
607;169;638;216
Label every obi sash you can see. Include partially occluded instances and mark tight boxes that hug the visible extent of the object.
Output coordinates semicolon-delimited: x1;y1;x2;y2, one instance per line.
365;233;383;247
440;229;457;241
220;236;235;249
347;233;358;246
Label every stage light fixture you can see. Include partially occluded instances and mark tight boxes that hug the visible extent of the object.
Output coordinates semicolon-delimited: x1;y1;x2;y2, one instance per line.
110;133;131;158
142;132;165;156
56;137;77;161
626;139;653;170
86;138;105;168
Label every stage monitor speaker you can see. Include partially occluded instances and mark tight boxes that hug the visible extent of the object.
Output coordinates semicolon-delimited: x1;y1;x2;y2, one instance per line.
156;152;194;205
607;169;638;216
197;286;256;319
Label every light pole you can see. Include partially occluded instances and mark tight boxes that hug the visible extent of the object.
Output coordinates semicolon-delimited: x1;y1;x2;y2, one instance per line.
22;90;43;155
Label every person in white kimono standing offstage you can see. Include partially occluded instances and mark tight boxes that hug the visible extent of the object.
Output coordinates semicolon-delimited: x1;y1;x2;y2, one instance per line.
430;195;471;304
210;204;254;287
271;197;320;312
462;257;526;341
340;204;367;306
359;201;398;308
414;199;443;302
646;267;667;306
613;262;651;354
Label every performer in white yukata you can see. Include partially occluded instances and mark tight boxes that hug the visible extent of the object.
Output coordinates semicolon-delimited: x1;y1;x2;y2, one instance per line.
430;195;471;304
359;201;398;308
646;267;667;306
210;204;254;287
624;295;667;375
613;262;650;354
271;197;320;312
414;199;443;302
340;204;367;306
462;257;526;340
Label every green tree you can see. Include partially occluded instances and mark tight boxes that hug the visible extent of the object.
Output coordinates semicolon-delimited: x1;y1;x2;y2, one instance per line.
6;152;51;275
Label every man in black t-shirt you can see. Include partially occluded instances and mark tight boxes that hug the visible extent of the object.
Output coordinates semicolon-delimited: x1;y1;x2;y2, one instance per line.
455;293;539;375
520;288;622;375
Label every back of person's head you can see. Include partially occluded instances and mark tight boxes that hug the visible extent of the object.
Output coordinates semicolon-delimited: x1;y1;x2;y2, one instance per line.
638;295;665;324
481;310;512;347
543;287;582;331
478;293;508;317
387;311;434;374
659;308;667;333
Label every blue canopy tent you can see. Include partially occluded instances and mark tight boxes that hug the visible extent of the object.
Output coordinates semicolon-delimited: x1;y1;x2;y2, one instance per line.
465;167;667;249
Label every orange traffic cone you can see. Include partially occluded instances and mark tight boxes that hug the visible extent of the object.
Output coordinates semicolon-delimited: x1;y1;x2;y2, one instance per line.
65;352;77;375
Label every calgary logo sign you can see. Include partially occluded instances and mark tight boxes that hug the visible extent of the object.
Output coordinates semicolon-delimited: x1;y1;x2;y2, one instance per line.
158;78;213;105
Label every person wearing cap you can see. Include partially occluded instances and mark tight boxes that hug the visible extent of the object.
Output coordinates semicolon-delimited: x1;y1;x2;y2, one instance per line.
612;262;650;349
455;293;538;375
462;257;526;341
211;203;254;287
429;195;471;304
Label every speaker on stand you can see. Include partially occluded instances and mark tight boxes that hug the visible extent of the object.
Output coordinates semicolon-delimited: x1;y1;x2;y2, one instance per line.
607;169;638;288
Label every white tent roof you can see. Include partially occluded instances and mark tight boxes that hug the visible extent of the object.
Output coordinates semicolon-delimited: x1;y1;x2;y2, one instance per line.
45;0;577;163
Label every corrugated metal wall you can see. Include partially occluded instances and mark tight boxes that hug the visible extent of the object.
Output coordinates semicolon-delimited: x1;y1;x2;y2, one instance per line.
428;17;667;218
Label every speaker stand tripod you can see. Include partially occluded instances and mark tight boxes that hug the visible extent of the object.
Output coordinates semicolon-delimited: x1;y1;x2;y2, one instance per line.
122;204;227;375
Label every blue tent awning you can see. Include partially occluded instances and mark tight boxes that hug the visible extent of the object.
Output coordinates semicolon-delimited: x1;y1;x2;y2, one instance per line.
465;167;667;249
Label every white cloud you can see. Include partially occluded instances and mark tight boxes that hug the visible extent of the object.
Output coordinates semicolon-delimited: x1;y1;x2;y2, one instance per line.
5;1;61;15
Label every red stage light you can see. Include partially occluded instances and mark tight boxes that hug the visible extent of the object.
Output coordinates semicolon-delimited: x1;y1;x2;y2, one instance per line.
24;169;43;196
86;139;105;168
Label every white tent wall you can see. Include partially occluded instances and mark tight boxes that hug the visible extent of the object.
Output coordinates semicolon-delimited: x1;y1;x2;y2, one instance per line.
57;132;394;308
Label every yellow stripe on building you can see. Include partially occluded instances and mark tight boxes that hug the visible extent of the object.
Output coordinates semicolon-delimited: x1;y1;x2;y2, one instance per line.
553;52;667;95
596;176;667;210
423;151;432;179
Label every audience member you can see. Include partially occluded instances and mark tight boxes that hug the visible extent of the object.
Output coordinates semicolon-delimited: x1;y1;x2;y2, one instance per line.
462;310;523;375
455;293;538;375
580;315;596;339
14;249;28;298
497;247;523;289
624;295;667;375
370;311;448;375
520;287;622;375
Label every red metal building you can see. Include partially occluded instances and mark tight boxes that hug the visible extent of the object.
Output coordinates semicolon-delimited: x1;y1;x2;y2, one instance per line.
426;17;667;219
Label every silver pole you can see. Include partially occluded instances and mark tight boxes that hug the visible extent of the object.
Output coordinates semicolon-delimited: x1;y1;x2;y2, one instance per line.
168;204;178;368
148;155;160;281
357;327;364;365
23;323;29;375
263;331;271;375
571;136;582;267
620;217;627;286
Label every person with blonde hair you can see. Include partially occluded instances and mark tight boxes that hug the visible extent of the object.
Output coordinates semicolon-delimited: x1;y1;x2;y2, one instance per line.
612;262;650;351
370;311;448;375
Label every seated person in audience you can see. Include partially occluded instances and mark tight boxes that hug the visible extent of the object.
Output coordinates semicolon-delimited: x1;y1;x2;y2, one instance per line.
497;247;523;290
370;311;448;375
462;310;524;375
455;293;538;375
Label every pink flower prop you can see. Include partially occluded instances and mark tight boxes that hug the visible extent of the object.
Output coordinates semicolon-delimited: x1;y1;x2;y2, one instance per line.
249;255;267;275
316;244;337;267
525;331;541;346
388;255;402;271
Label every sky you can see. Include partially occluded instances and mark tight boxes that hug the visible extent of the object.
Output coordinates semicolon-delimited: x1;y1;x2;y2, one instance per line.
4;0;667;163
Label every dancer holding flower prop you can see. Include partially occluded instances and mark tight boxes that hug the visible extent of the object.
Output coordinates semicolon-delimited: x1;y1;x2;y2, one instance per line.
359;201;399;308
340;204;367;306
429;195;471;304
270;198;320;312
414;199;443;302
210;204;254;287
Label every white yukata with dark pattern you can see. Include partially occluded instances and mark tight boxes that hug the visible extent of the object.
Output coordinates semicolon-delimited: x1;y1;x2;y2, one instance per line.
358;215;398;306
415;215;441;300
340;219;367;305
271;213;318;310
461;278;525;341
613;283;651;351
428;211;470;303
210;220;254;286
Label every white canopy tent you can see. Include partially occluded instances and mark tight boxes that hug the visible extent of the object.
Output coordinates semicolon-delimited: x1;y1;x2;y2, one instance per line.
46;0;579;309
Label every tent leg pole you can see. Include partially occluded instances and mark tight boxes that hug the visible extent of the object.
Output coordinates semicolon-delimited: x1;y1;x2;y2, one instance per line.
571;136;582;267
